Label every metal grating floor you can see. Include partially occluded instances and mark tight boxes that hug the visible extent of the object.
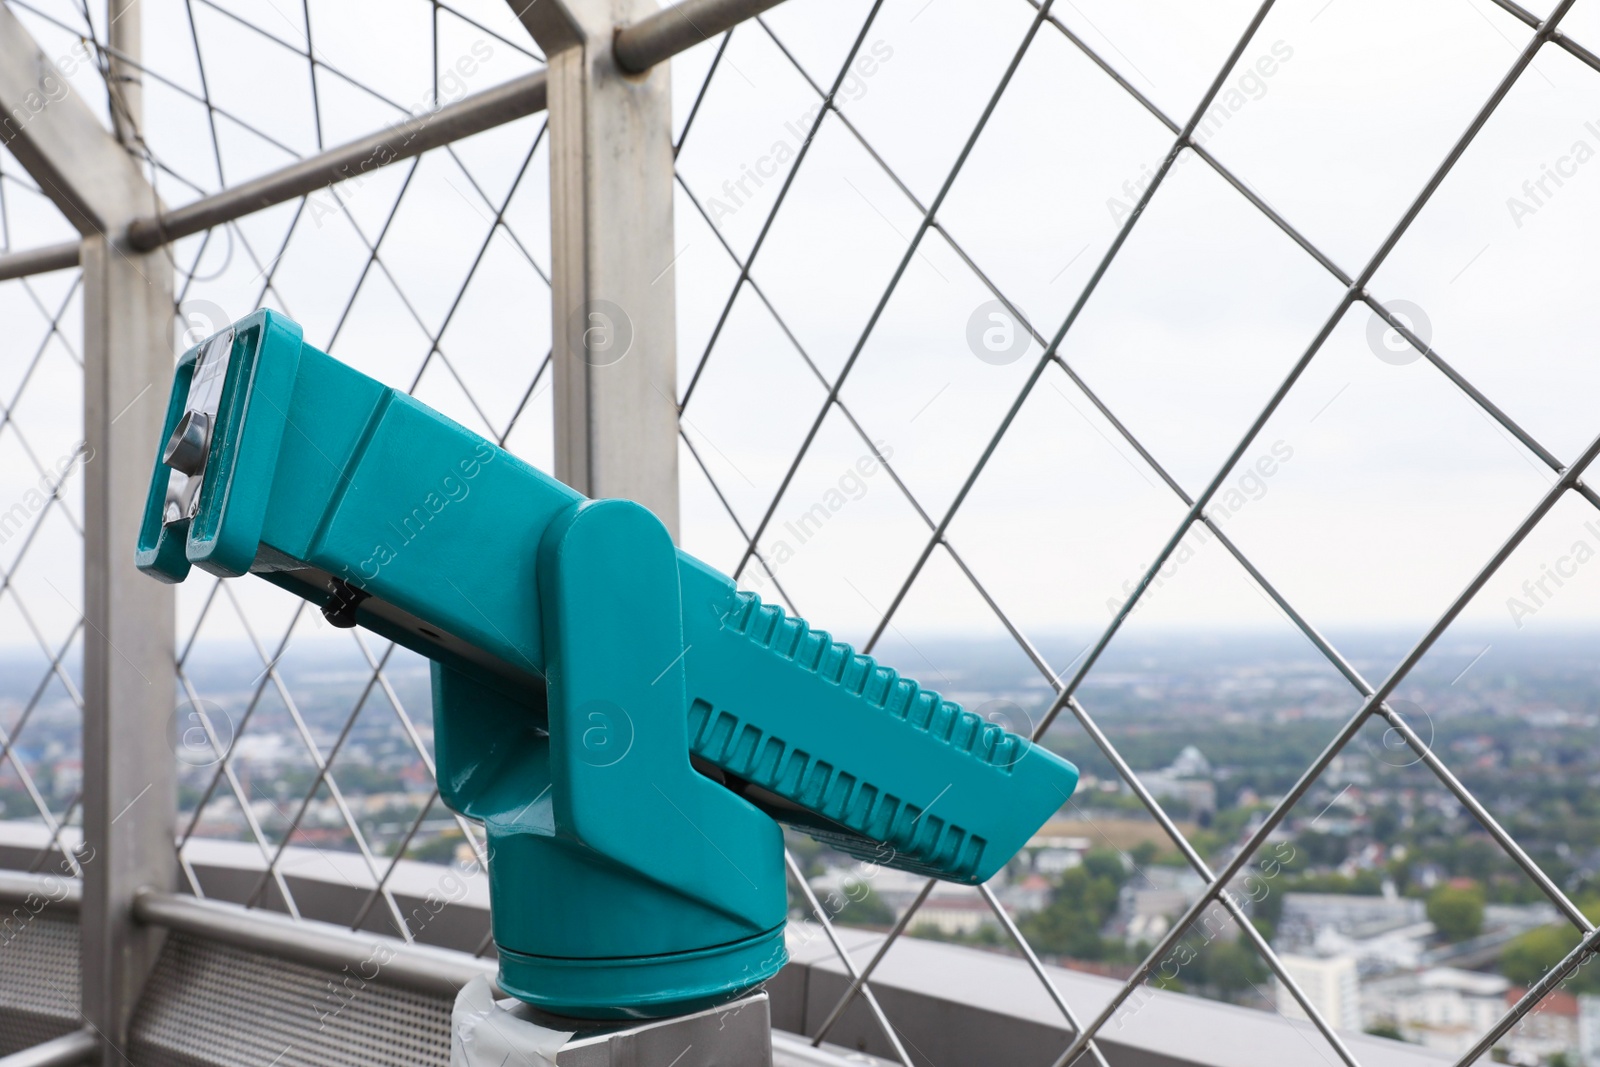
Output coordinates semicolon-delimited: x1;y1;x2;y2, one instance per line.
0;913;79;1055
129;933;453;1067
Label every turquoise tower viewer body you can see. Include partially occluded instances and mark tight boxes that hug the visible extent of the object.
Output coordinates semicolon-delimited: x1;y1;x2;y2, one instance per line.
137;311;1080;1019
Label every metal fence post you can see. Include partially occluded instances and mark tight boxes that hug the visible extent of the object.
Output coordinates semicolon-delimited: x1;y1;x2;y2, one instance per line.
106;0;142;149
511;0;681;538
79;235;174;1061
0;5;174;1059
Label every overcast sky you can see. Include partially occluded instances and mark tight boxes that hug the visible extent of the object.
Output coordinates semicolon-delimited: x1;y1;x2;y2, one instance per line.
2;0;1598;678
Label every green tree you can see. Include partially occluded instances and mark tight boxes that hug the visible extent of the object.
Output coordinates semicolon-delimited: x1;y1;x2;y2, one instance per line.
406;829;464;864
785;832;825;878
1501;925;1575;987
1281;870;1383;895
1020;851;1129;961
837;882;895;928
1130;841;1161;869
907;921;1004;948
1370;806;1400;844
1297;830;1348;869
1082;848;1128;882
1427;883;1485;943
1202;940;1266;1002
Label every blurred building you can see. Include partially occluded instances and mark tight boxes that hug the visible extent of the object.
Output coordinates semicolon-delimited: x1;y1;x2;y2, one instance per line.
1279;892;1427;947
1501;986;1578;1064
1578;994;1600;1067
1362;967;1510;1055
1137;746;1218;820
1275;953;1361;1032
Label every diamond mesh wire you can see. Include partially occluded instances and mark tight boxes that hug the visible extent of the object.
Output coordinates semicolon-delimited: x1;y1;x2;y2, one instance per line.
0;0;1597;1064
673;2;1600;1063
0;133;86;879
4;0;548;929
134;0;551;934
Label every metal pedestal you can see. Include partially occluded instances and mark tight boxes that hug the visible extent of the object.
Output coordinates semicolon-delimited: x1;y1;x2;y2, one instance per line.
534;993;772;1067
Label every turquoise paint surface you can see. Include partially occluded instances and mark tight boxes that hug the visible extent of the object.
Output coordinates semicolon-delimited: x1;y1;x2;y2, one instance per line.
137;312;1080;1018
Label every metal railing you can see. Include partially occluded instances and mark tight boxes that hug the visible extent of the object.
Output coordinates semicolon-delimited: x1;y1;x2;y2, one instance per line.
671;3;1600;1063
0;864;1454;1067
0;0;1596;1064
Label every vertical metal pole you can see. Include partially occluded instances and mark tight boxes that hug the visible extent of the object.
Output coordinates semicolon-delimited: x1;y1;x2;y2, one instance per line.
512;0;680;538
80;250;175;1062
81;5;176;1059
106;0;142;149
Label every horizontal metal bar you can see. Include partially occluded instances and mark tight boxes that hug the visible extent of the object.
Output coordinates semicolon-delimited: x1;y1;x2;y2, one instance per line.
125;70;548;251
92;0;784;249
0;240;80;283
131;889;493;998
0;869;80;913
614;0;791;72
0;1031;96;1067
